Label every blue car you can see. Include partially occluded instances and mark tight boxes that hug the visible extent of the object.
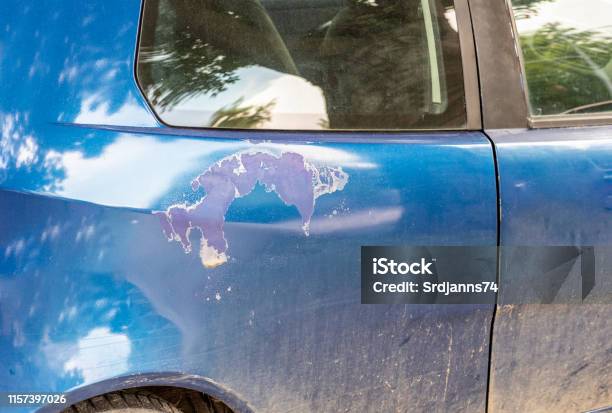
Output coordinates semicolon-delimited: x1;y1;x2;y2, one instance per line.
0;0;610;412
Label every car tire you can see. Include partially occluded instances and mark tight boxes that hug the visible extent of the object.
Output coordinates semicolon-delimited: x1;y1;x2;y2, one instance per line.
171;391;233;413
63;391;183;413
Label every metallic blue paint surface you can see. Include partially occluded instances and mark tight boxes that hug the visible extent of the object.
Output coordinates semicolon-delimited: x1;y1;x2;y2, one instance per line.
489;127;612;246
487;127;612;412
0;1;497;412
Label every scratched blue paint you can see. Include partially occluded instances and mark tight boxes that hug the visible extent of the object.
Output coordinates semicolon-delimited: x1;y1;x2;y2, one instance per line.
0;1;497;412
155;151;349;268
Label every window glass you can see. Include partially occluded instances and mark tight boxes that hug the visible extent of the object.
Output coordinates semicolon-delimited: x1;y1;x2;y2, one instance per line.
512;0;612;116
136;0;466;130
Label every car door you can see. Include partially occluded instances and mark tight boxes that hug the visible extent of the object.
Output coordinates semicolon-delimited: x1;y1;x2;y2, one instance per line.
0;0;498;412
470;0;612;411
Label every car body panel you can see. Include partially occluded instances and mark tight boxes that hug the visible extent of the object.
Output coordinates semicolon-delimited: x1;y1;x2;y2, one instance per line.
0;1;499;412
0;127;497;412
487;127;612;412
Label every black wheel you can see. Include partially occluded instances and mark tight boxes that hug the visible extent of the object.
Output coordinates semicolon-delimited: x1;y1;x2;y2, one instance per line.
63;391;182;413
62;390;233;413
169;390;234;413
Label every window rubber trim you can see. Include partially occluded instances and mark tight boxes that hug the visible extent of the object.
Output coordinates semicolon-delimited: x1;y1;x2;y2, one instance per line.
529;113;612;128
455;0;482;130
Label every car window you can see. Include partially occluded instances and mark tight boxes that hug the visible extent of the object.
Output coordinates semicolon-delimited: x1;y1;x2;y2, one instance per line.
136;0;466;130
511;0;612;117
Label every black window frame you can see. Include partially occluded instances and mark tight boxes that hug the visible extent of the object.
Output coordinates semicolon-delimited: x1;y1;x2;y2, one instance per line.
471;0;612;130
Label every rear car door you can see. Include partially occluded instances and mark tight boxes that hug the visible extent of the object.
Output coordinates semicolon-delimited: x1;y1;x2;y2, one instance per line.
0;1;497;411
470;0;612;411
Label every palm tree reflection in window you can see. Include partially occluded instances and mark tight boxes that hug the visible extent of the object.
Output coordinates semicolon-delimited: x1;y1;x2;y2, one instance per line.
513;0;612;115
209;98;275;129
138;35;241;112
521;24;612;115
137;0;298;128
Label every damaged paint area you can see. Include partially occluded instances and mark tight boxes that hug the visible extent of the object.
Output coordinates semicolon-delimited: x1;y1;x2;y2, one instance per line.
155;151;349;268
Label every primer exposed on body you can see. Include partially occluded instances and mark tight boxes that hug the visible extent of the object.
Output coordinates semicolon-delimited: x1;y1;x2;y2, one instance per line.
155;151;349;268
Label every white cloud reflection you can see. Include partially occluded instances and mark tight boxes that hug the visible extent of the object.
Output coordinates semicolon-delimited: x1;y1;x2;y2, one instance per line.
73;93;158;127
63;327;131;384
52;135;374;208
54;135;246;208
1;112;39;171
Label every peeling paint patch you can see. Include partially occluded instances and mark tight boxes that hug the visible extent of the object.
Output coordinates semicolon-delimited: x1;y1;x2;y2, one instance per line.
155;151;348;268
